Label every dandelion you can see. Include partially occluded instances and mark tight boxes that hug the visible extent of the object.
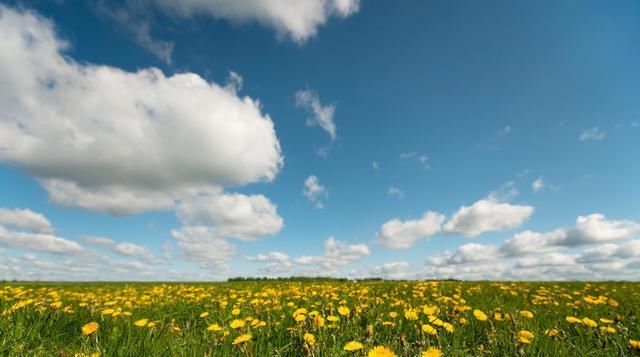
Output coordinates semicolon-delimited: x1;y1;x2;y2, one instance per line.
207;324;223;332
630;340;640;351
367;345;396;357
473;309;488;321
230;319;246;329
545;329;559;337
338;306;350;317
81;322;99;336
344;341;364;351
599;318;613;324
232;334;252;345
443;322;454;333
199;312;209;318
422;347;443;357
134;319;149;327
404;309;419;320
566;316;582;324
600;326;616;334
231;308;240;315
519;310;534;319
303;332;316;346
582;318;597;327
518;330;534;344
314;314;325;327
422;324;437;336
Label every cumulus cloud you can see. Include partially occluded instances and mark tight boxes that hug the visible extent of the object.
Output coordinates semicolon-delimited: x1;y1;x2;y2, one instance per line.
176;192;284;241
0;208;53;234
368;261;410;280
428;243;501;266
0;5;283;215
579;127;606;141
153;0;360;43
170;226;236;272
245;251;289;263
295;89;336;141
303;175;328;208
0;208;84;255
376;211;445;249
443;198;534;237
532;177;544;192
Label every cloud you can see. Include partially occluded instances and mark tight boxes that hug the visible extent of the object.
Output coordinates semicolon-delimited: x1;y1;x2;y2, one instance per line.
372;161;379;171
368;261;410;280
112;242;158;262
245;251;289;263
443;198;534;237
170;226;236;272
293;236;370;273
93;0;174;63
0;5;283;215
0;208;53;234
153;0;360;43
579;127;606;141
498;126;511;135
303;175;328;208
376;211;445;249
176;192;284;241
387;186;403;199
428;243;501;266
400;152;430;169
0;208;84;255
532;177;544;192
295;89;336;141
82;236;117;247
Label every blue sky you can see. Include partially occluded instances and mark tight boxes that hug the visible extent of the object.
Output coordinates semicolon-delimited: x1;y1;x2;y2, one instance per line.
0;0;639;281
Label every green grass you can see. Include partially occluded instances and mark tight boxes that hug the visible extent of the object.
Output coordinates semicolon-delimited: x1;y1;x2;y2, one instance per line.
1;280;639;356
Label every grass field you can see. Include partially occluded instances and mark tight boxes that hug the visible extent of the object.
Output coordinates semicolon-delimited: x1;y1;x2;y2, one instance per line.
1;280;640;356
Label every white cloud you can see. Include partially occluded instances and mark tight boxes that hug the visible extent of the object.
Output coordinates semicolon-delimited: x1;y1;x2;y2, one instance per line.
153;0;360;43
170;226;236;272
113;242;157;262
293;236;370;273
428;243;501;266
443;198;534;237
372;161;379;171
500;229;566;256
563;213;640;246
303;175;328;208
368;261;410;280
532;177;544;192
82;236;117;247
0;5;283;215
295;89;336;141
176;192;283;241
514;253;578;268
498;126;511;135
400;152;430;169
579;127;606;141
376;211;445;249
0;208;53;234
387;186;403;199
0;226;84;255
245;251;289;263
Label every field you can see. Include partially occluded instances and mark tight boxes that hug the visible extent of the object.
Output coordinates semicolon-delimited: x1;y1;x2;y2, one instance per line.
1;280;640;356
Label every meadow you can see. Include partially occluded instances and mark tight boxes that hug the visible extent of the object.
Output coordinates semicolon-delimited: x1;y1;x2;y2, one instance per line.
1;280;639;356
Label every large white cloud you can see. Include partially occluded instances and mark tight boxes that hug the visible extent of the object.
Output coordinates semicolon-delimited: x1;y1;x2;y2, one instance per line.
153;0;360;43
176;192;284;241
0;208;53;234
443;198;534;237
0;5;283;215
376;211;445;249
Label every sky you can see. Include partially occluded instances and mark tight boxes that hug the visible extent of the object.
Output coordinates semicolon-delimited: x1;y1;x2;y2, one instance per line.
0;0;639;281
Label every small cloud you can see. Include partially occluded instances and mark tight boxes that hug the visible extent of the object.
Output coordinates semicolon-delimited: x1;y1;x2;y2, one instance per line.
303;175;328;209
532;177;545;192
498;126;511;135
579;127;606;142
387;186;404;199
295;89;336;141
631;121;639;128
400;152;430;170
372;161;380;171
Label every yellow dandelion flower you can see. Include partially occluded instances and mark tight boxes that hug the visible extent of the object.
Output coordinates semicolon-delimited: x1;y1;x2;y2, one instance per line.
389;312;398;319
422;347;443;357
600;326;616;334
232;334;251;345
473;309;488;321
230;319;246;329
582;318;597;327
422;324;437;336
338;306;350;317
81;322;99;336
134;319;149;327
404;309;419;321
207;324;223;332
199;312;209;318
314;314;325;327
545;329;559;337
327;315;340;322
231;308;241;315
343;341;364;351
566;316;582;324
518;330;534;344
599;318;613;324
443;322;454;333
630;340;640;350
519;310;534;319
367;345;396;357
147;322;156;328
303;332;316;346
